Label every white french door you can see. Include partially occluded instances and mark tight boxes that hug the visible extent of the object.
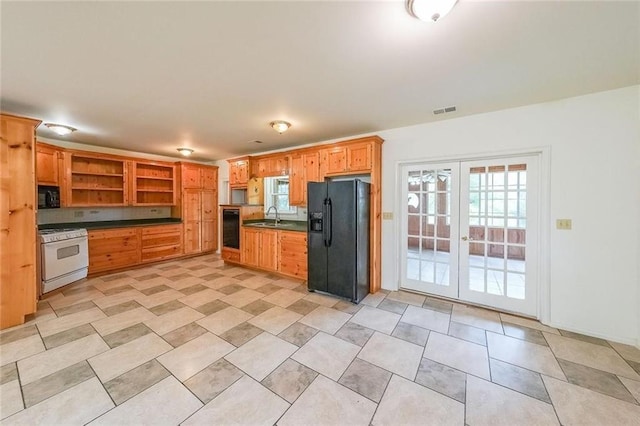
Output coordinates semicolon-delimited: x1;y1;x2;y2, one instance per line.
400;155;539;316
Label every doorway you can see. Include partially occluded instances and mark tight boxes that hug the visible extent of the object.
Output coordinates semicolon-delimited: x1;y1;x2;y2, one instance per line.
400;155;539;316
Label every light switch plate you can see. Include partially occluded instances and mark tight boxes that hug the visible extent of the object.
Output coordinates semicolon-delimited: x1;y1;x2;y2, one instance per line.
383;212;393;220
556;219;572;230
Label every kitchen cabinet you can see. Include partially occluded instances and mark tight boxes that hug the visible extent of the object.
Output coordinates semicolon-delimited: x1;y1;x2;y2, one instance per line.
255;154;289;177
241;227;278;271
228;157;250;187
289;150;320;206
178;163;218;255
1;114;41;330
64;152;128;206
131;160;176;205
88;228;140;274
322;142;372;176
36;142;62;186
140;224;182;262
279;231;307;279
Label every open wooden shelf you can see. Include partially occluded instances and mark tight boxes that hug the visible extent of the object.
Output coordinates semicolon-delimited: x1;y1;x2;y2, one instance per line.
68;153;128;206
132;161;176;206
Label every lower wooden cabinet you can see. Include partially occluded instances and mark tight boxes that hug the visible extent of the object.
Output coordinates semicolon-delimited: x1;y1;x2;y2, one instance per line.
239;228;306;279
88;228;140;274
140;224;182;262
88;224;184;274
279;231;307;279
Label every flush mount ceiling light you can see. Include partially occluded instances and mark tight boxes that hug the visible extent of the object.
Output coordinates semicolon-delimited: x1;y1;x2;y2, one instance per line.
270;120;291;134
44;123;76;136
177;148;194;156
406;0;458;22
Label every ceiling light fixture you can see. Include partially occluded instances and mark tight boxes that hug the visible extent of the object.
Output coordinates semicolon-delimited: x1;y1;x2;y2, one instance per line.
406;0;458;22
270;120;291;134
44;123;76;136
177;148;194;156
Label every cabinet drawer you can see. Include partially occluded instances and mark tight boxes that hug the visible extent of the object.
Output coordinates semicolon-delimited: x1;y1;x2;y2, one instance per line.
222;248;240;262
141;232;182;249
141;224;182;235
89;250;139;273
141;245;182;262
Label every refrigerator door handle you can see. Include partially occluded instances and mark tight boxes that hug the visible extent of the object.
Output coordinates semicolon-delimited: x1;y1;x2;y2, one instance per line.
322;199;328;247
326;197;333;247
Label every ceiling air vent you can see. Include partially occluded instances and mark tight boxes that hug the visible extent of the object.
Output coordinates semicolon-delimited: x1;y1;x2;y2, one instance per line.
433;106;457;115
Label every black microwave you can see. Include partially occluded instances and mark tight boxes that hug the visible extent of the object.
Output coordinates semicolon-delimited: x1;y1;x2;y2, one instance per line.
38;185;60;209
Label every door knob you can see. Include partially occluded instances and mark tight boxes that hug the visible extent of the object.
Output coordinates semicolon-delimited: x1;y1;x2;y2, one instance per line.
461;236;474;241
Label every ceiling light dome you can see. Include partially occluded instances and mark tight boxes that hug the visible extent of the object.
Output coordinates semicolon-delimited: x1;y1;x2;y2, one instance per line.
406;0;458;22
270;120;291;134
44;123;76;136
177;148;194;156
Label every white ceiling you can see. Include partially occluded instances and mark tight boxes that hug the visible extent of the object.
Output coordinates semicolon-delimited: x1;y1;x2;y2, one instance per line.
2;1;638;161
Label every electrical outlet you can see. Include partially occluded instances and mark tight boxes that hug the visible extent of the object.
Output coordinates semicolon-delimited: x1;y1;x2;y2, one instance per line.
556;219;572;230
74;211;84;218
383;212;393;220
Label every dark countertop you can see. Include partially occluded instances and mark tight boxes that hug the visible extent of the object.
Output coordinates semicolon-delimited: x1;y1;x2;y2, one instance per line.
243;219;307;233
38;218;182;231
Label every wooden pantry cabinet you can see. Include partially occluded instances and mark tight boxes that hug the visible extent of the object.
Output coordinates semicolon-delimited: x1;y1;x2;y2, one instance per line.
1;114;41;329
36;142;63;186
177;163;218;255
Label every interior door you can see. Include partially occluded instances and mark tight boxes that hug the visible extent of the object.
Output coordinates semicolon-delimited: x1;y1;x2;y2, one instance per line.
400;155;539;317
458;156;538;316
400;163;460;299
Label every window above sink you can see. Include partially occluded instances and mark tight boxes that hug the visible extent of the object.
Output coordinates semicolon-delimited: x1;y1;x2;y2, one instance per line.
264;176;297;215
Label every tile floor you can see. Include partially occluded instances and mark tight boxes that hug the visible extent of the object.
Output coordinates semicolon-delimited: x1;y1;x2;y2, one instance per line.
1;253;640;425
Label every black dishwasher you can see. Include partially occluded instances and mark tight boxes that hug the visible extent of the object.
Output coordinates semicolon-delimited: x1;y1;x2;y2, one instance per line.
222;208;240;249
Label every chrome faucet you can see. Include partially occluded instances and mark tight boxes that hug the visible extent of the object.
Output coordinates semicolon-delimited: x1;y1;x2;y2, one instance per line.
266;206;280;225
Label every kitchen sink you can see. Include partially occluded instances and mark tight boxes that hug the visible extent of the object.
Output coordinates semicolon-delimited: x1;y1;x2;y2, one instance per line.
250;222;295;228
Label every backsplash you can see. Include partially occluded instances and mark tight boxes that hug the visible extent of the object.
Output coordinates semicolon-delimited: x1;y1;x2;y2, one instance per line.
38;207;172;225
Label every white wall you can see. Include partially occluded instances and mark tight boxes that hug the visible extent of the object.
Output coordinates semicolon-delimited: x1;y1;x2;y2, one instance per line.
378;85;640;345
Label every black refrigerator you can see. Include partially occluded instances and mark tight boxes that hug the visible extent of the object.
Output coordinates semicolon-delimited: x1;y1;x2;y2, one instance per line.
307;180;370;303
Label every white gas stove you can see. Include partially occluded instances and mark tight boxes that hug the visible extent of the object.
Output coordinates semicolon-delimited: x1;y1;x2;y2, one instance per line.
38;228;89;293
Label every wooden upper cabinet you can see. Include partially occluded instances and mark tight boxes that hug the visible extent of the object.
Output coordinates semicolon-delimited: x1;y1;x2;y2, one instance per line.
289;150;320;206
182;163;202;188
255;154;289;177
228;157;250;187
36;142;62;186
65;152;128;206
202;167;217;189
346;143;372;172
324;146;348;175
131;161;176;206
322;142;372;176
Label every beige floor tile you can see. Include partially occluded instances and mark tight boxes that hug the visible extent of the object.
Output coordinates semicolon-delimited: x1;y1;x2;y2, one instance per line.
487;332;565;380
90;376;202;425
544;332;640;380
544;375;640;425
166;276;206;290
350;306;401;335
0;335;45;367
360;292;386;307
373;374;464;426
261;288;306;307
18;334;108;385
196;306;253;335
424;332;490;379
4;378;113;425
183;375;288;425
303;292;340;307
292;332;360;381
91;290;144;310
451;304;503;333
178;289;224;308
46;289;104;310
400;305;450;334
500;313;560;334
0;380;23;420
386;290;426;306
619;377;640;403
36;307;106;337
158;333;235;381
220;288;264;308
271;277;302;290
247;306;302;335
135;288;185;308
467;375;558;425
238;275;274;289
358;332;423;380
279;375;375;426
144;306;204;335
608;341;640;363
225;333;297;381
91;307;155;336
299;306;351;334
89;333;172;382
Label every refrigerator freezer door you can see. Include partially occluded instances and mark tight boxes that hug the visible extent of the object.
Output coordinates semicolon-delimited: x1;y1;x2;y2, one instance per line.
355;181;371;303
307;182;328;293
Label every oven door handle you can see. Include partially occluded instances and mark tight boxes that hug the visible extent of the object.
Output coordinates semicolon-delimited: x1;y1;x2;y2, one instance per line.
41;236;88;247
